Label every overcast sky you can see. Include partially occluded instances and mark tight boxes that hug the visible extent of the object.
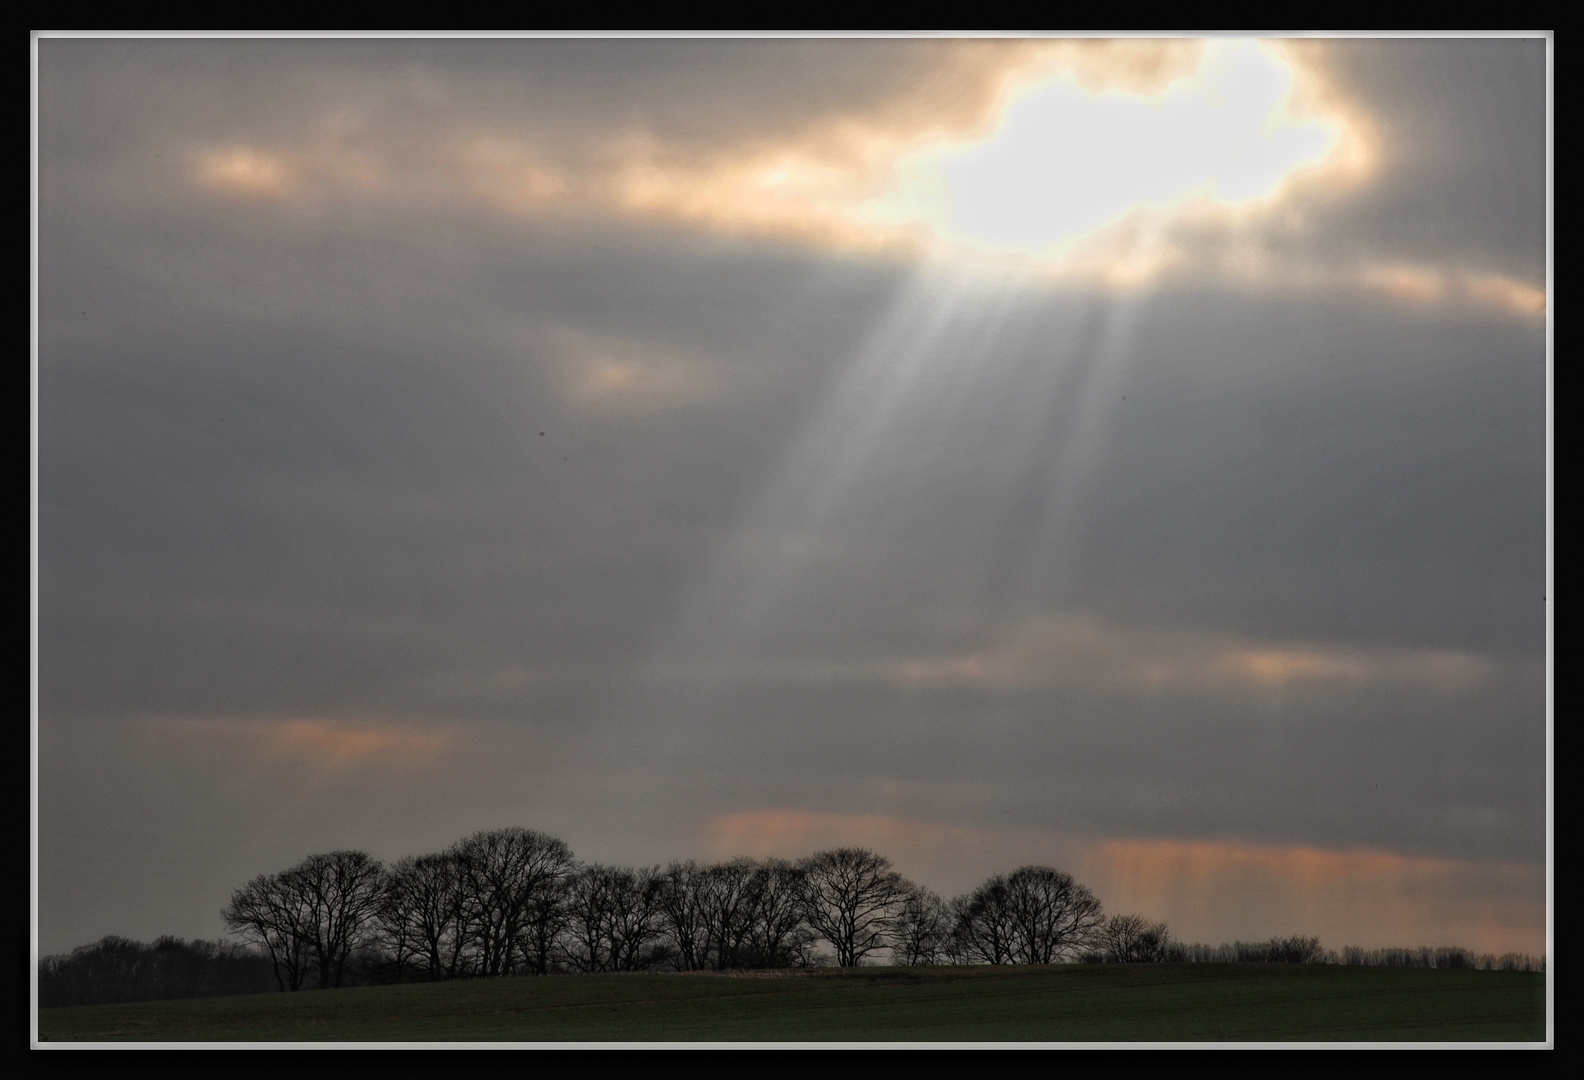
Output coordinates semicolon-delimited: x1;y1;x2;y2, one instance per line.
34;34;1550;959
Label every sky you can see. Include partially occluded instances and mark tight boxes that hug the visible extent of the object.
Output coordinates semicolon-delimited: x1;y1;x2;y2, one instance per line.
33;33;1550;961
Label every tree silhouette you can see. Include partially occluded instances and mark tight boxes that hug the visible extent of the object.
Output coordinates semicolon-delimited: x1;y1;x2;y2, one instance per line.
889;885;953;966
953;866;1103;964
222;851;384;990
799;848;911;967
453;827;575;976
1101;914;1180;963
382;851;470;980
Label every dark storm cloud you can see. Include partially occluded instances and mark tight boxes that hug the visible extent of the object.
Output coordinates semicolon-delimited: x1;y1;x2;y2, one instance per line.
35;35;1547;956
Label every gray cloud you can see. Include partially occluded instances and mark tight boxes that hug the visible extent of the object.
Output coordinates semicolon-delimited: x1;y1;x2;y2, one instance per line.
1283;38;1548;279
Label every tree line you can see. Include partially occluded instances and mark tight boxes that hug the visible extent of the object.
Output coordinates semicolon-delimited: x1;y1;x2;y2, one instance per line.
217;829;1134;990
40;827;1546;1004
38;935;277;1008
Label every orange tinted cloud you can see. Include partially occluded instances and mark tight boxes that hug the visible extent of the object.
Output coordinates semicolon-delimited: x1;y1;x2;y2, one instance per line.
193;142;383;202
1463;272;1548;316
888;611;1496;698
159;715;455;770
455;136;570;211
195;147;298;197
1352;263;1544;316
1083;837;1544;956
1362;262;1448;303
546;324;760;416
267;718;452;763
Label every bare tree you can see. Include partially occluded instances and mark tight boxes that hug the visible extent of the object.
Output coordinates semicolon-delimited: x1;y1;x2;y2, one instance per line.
742;859;815;969
285;851;387;989
657;860;714;972
453;827;575;976
563;864;667;972
656;857;815;971
223;872;314;991
1262;935;1324;964
222;850;385;990
517;871;574;977
889;885;952;966
1100;914;1180;963
798;848;911;967
606;866;667;971
383;851;470;981
951;878;1017;965
1003;866;1104;964
954;866;1104;965
562;863;617;973
703;858;764;970
656;857;760;971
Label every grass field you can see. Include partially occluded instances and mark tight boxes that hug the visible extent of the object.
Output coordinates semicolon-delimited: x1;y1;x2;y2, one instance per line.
36;964;1548;1044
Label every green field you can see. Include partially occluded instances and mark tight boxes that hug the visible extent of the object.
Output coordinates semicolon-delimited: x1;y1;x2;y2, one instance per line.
36;964;1547;1044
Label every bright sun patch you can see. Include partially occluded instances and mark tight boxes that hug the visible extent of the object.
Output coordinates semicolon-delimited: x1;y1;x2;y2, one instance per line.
871;40;1346;261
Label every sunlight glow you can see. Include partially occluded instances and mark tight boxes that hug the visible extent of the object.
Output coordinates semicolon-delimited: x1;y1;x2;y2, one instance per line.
186;42;1549;314
196;147;297;197
871;40;1344;261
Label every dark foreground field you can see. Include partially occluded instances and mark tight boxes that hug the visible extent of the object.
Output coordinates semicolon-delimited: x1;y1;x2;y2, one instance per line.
37;964;1547;1043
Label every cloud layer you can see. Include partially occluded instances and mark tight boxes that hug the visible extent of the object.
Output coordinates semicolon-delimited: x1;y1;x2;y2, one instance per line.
36;35;1547;959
